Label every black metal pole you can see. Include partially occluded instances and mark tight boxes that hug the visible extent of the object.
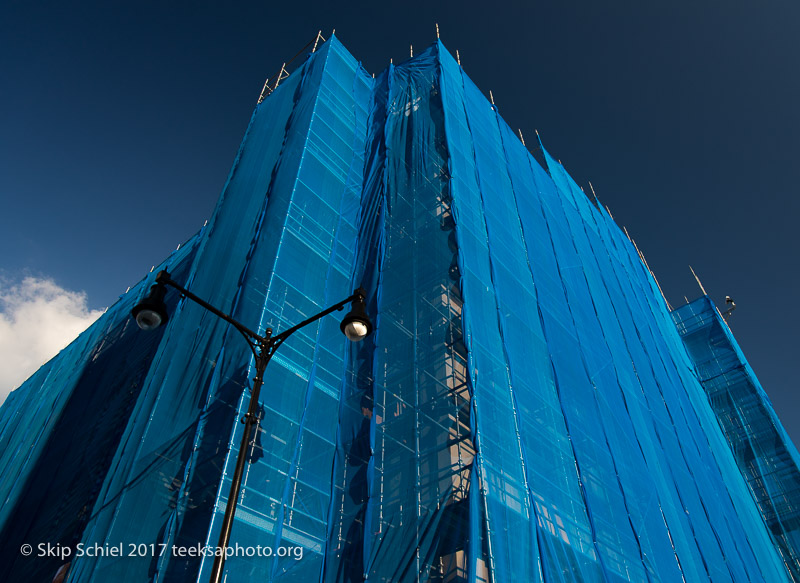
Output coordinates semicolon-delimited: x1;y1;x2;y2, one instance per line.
208;339;271;583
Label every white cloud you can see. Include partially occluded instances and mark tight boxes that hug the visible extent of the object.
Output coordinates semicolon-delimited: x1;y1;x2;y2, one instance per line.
0;276;104;406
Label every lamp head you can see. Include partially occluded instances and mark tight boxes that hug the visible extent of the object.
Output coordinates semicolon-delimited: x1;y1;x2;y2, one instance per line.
131;283;169;331
340;288;372;342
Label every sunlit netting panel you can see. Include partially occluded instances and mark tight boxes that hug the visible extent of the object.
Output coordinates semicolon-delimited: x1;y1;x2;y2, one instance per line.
208;39;374;583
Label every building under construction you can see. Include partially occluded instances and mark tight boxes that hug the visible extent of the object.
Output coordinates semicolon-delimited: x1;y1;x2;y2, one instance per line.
0;35;798;582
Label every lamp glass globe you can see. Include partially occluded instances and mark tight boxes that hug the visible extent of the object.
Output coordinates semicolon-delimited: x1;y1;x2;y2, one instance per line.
136;309;163;331
343;320;368;341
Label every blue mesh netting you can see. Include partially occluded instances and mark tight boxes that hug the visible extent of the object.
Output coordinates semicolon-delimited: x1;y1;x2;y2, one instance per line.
0;233;202;581
0;36;796;583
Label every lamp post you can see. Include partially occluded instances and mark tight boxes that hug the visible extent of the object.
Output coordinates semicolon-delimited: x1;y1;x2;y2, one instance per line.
131;270;372;583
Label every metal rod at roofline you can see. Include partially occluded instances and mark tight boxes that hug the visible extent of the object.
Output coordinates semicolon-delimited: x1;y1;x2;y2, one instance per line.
274;63;287;89
689;265;708;296
257;78;270;104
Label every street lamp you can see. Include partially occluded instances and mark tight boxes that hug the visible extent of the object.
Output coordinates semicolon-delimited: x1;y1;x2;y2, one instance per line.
131;270;372;583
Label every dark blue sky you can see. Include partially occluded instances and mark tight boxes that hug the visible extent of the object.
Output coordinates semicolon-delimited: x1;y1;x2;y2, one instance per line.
2;1;797;442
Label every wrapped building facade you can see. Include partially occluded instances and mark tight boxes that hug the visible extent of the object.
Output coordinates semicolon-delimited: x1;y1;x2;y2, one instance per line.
0;37;797;582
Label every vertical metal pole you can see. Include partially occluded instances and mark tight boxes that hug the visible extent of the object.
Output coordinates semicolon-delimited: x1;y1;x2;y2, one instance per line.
274;64;287;89
257;78;270;104
209;344;271;583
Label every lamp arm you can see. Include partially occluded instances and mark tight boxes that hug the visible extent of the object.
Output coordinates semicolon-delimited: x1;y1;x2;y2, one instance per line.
270;292;360;348
155;271;268;346
153;271;365;358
